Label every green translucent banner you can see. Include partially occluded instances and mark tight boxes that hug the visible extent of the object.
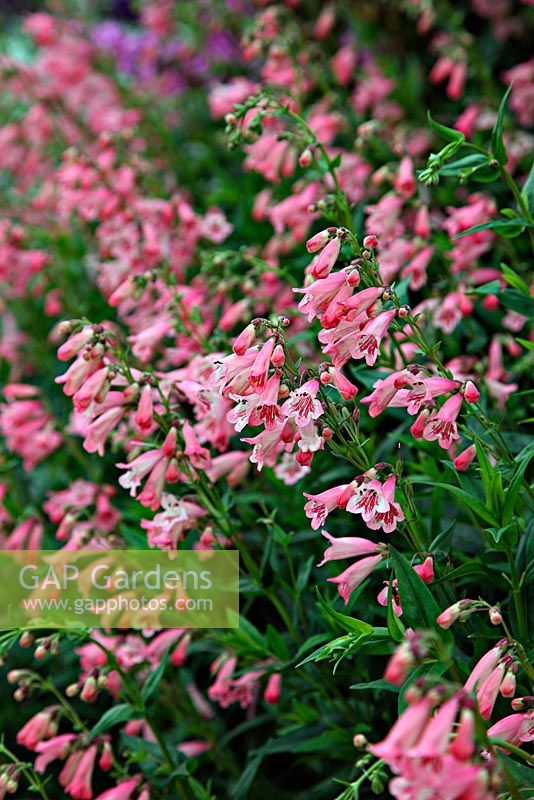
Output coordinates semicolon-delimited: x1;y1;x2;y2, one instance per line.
0;550;239;629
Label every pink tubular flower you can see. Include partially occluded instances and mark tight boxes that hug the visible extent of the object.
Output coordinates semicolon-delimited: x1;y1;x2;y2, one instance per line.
463;380;480;403
422;392;463;449
281;379;323;427
336;285;384;321
327;367;358;400
72;366;112;413
487;710;534;747
464;643;508;694
2;516;43;550
365;475;405;533
34;734;76;773
347;309;396;366
242;423;291;471
393;156;416;198
477;663;507;720
407;695;460;758
306;227;335;253
183;421;212;470
250;372;283;430
437;599;477;629
61;744;97;799
16;706;58;749
264;673;282;704
454;444;477;472
134;384;154;432
361;370;411;417
346;475;404;534
249;338;276;392
94;778;141;800
328;553;385;604
233;323;256;356
310;236;341;279
318;530;380;565
294;269;350;322
369;696;434;765
390;375;460;415
303;483;349;529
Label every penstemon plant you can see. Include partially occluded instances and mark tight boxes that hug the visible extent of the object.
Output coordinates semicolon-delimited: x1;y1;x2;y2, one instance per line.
0;1;533;799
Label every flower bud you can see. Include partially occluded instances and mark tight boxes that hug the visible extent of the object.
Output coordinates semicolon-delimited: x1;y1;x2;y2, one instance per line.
488;606;502;625
306;228;334;254
299;148;313;167
363;235;378;249
463;380;480;403
271;344;285;367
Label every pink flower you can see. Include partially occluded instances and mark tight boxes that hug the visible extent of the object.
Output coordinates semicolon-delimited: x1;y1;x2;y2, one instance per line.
347;310;396;366
454;444;477;472
34;734;76;773
306;228;335;253
294;269;350;322
310;236;341;279
393;156;416;198
61;744;97;799
422;393;463;449
487;711;534;747
183;421;212;470
94;778;141;800
249;339;275;392
242;424;290;471
369;696;434;766
250;372;283;430
464;643;507;693
72;367;111;413
17;706;58;749
328;553;384;604
318;530;380;565
477;663;506;720
407;695;460;758
361;370;411;417
134;385;154;432
233;323;256;356
264;673;282;704
329;368;358;400
364;475;405;534
303;483;349;529
463;380;480;403
281;379;323;427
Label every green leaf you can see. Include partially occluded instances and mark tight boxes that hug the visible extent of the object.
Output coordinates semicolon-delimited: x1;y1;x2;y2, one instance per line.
88;703;141;740
502;450;534;525
316;589;374;635
516;338;534;352
501;290;534;318
438;154;489;177
453;218;531;238
409;478;500;526
501;263;531;295
389;547;451;641
491;86;511;165
266;624;290;661
386;573;406;643
475;441;504;517
521;161;534;217
427;111;465;143
469;280;501;296
350;678;399;692
141;647;170;707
